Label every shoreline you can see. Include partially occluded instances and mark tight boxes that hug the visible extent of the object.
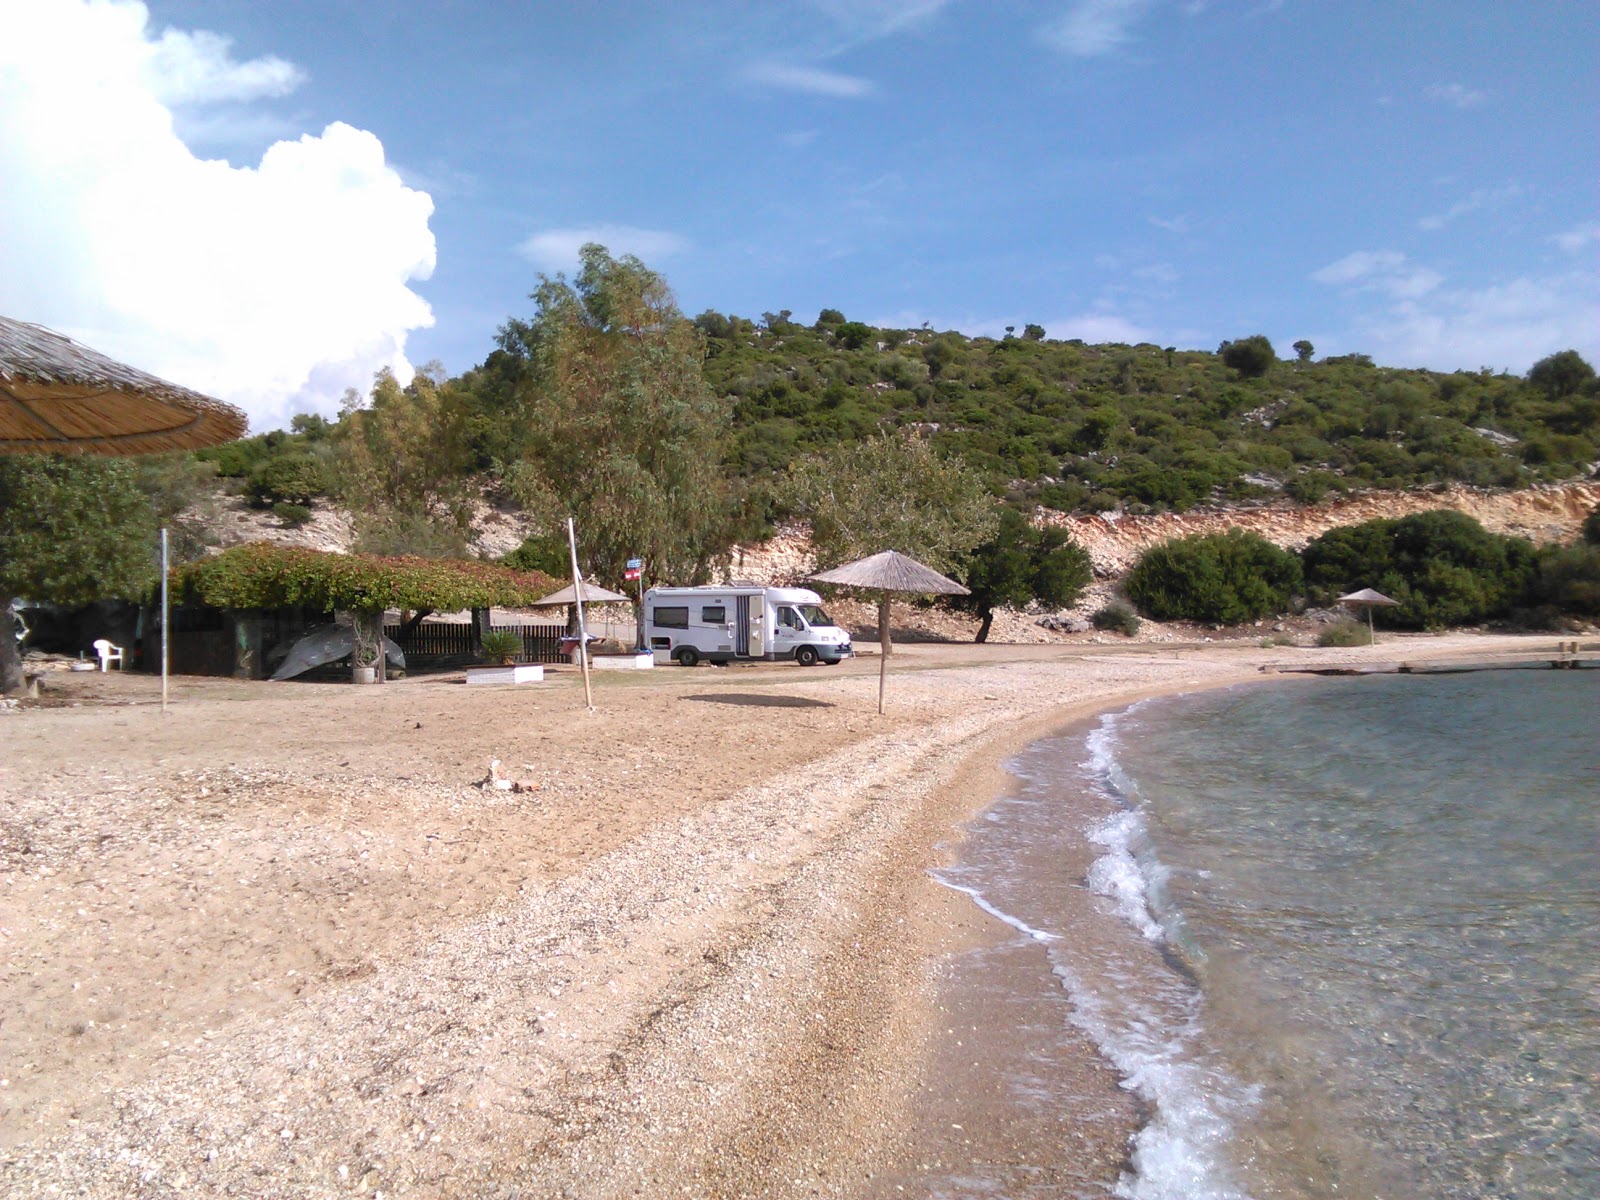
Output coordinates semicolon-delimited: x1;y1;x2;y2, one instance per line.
0;635;1557;1196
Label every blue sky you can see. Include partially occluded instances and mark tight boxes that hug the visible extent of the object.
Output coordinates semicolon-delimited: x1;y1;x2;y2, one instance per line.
2;1;1595;430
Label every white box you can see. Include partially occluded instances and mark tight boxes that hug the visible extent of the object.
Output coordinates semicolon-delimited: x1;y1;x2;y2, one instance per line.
465;665;545;685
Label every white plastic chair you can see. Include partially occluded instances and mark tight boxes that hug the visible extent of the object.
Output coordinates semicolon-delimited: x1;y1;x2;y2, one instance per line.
92;638;124;672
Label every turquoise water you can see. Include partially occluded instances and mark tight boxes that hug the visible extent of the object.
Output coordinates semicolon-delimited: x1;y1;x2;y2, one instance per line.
944;670;1599;1199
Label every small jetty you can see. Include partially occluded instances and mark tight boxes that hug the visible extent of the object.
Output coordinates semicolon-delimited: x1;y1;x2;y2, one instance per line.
1265;642;1597;677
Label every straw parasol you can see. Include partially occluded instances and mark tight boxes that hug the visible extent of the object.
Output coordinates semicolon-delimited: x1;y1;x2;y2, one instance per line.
1338;587;1399;644
0;316;248;455
529;578;632;608
809;549;969;714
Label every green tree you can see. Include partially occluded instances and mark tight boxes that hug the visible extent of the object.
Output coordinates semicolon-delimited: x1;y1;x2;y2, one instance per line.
1583;504;1600;546
336;365;474;557
1527;349;1596;399
1219;335;1277;378
1023;323;1046;342
957;509;1091;642
1125;530;1302;624
1;456;159;694
499;244;734;584
835;321;873;350
1293;339;1315;363
781;434;999;572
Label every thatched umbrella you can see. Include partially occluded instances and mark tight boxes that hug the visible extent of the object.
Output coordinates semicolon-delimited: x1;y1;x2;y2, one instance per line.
1;316;247;455
810;549;969;714
1338;587;1400;644
529;577;633;640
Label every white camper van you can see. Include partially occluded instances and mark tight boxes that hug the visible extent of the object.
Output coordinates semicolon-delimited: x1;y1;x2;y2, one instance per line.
645;585;852;667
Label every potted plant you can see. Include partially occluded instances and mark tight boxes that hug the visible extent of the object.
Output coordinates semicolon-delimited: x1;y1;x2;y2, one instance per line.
478;629;523;666
350;611;382;684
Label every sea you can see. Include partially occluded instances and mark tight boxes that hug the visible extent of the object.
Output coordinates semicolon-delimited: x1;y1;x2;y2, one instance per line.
936;669;1598;1199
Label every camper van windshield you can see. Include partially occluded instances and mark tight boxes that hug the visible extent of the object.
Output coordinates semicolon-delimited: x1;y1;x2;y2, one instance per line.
797;604;832;628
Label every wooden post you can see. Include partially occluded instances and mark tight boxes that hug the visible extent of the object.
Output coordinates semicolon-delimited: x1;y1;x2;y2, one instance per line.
568;517;594;710
878;593;891;715
160;528;169;714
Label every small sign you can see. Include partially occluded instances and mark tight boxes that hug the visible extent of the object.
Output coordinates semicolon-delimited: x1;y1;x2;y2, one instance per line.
624;567;641;581
625;557;643;581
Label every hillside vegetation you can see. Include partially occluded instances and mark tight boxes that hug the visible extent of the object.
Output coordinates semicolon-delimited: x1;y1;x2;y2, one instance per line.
693;315;1597;516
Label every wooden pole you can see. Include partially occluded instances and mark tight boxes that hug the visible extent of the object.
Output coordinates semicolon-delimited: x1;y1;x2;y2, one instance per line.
567;516;594;710
160;528;169;714
1367;605;1375;645
878;593;891;715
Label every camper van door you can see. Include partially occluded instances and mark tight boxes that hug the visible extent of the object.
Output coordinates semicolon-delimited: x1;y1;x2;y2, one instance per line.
744;595;765;657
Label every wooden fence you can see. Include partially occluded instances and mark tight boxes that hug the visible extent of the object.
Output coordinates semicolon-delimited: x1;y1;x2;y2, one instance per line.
385;622;569;668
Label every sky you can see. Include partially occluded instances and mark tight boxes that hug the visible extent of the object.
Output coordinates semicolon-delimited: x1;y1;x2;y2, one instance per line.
1;0;1595;433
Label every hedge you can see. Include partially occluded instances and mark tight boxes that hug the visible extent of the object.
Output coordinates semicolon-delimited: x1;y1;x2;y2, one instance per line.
176;543;560;613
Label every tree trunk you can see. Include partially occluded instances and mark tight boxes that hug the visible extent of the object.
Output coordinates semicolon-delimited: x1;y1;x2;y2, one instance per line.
974;608;994;644
0;593;26;696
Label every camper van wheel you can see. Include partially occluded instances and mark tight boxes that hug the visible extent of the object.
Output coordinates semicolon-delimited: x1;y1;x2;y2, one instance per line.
674;646;700;667
795;645;819;667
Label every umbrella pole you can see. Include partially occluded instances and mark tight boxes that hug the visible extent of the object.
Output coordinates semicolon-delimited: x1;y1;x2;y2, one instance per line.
567;517;594;710
160;528;169;715
878;594;891;715
1367;605;1375;646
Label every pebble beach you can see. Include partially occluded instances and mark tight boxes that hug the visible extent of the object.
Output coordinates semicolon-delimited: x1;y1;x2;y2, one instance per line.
0;634;1558;1197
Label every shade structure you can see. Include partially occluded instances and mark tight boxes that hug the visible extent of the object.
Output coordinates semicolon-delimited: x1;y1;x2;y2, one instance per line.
1337;587;1400;644
528;578;632;607
1337;588;1399;607
0;316;248;456
810;550;969;714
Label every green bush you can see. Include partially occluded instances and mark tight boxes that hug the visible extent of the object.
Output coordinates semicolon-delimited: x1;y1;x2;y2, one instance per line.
273;502;313;527
1316;618;1372;647
1584;505;1600;546
1302;511;1539;629
248;454;330;509
1092;601;1141;636
478;629;523;664
1125;530;1303;624
1523;543;1600;619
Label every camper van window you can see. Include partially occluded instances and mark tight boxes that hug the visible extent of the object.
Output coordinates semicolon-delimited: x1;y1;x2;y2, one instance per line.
777;606;802;629
798;604;831;627
701;606;726;623
653;606;689;629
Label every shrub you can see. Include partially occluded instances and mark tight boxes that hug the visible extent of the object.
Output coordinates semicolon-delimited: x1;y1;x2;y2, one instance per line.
1317;619;1372;647
478;629;523;665
273;502;313;528
1092;601;1141;636
1302;511;1539;629
248;454;330;509
1584;505;1600;546
1125;530;1303;624
1523;543;1600;619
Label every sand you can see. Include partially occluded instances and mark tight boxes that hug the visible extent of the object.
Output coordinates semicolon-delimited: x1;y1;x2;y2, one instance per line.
0;633;1558;1197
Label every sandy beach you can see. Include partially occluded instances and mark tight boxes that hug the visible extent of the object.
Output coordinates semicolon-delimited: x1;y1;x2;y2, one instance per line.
0;633;1564;1197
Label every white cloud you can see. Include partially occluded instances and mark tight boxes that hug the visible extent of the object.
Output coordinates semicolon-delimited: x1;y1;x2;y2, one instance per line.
0;0;436;433
1417;183;1522;231
1553;222;1600;253
1426;82;1489;109
807;0;948;42
1311;250;1441;298
1051;312;1152;343
741;61;875;98
1040;0;1151;57
1313;248;1598;371
1147;214;1190;234
516;226;690;273
1341;270;1600;373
